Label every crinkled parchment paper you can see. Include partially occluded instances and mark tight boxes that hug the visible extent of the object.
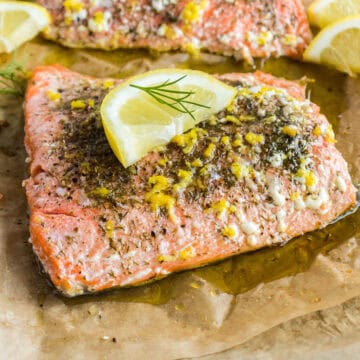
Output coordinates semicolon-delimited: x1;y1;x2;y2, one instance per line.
1;6;360;360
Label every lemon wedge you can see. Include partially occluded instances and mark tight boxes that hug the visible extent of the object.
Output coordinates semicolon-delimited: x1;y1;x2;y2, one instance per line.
101;69;237;167
303;16;360;75
308;0;360;28
0;1;50;53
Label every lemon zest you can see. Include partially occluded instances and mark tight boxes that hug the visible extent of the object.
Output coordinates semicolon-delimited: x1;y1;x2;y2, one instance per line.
296;169;318;188
220;136;230;146
181;0;207;25
231;162;251;180
71;99;86;109
184;42;200;58
46;90;61;101
158;254;176;262
103;80;115;89
203;142;215;159
325;125;336;143
225;115;240;124
158;158;168;166
245;132;264;145
209;199;229;218
88;187;110;197
145;176;176;221
222;226;236;238
174;169;193;192
179;246;195;260
290;191;300;201
191;158;203;167
313;125;322;136
172;128;206;154
64;0;84;12
282;125;298;137
93;11;104;25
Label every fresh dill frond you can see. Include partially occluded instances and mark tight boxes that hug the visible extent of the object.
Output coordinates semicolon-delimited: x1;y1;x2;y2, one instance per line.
130;75;210;120
0;53;27;97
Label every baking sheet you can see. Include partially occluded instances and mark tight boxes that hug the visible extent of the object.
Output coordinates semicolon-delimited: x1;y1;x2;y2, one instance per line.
1;2;360;358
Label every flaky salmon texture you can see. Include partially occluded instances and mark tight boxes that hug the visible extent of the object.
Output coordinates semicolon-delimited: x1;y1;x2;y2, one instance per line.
38;0;311;61
24;65;356;296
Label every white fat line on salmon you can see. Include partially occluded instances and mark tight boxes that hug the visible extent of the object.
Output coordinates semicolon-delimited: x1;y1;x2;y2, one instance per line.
294;196;306;210
155;267;170;275
305;188;330;210
247;235;258;246
120;268;153;286
267;176;286;206
276;209;287;233
240;221;259;235
235;216;260;246
335;175;346;193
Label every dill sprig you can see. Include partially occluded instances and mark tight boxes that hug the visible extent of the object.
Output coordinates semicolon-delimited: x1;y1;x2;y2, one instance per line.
0;53;27;97
130;75;210;120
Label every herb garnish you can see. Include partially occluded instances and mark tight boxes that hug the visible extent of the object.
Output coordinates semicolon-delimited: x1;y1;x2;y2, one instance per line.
130;75;210;120
0;53;27;97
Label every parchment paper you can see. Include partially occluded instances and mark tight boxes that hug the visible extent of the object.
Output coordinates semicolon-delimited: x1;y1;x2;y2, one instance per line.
1;2;360;358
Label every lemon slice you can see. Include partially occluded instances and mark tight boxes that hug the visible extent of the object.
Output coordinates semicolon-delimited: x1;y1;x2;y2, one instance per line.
101;69;237;167
303;16;360;75
308;0;360;28
0;1;50;53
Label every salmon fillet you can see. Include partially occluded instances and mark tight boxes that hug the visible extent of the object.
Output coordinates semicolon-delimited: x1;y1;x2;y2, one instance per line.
38;0;311;61
24;65;356;296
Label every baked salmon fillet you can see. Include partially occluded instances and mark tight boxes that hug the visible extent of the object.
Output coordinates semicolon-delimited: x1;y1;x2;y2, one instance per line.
24;65;356;297
38;0;311;61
